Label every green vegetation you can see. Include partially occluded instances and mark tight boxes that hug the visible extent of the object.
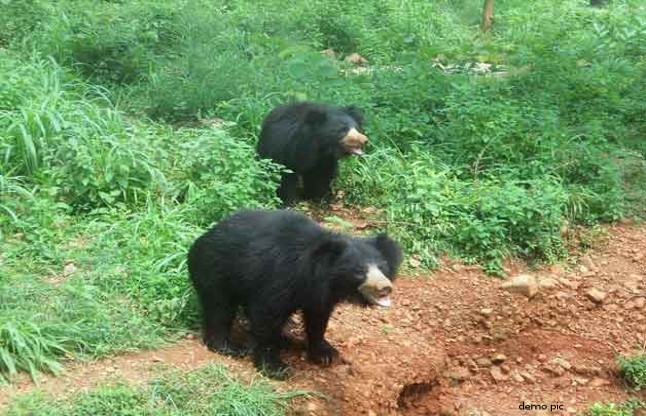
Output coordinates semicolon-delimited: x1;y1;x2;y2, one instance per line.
586;399;645;416
5;363;306;416
619;353;646;390
1;0;645;400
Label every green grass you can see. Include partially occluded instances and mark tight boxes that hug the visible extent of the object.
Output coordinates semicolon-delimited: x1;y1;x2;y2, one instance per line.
5;363;308;416
586;399;645;416
619;354;646;390
0;0;645;398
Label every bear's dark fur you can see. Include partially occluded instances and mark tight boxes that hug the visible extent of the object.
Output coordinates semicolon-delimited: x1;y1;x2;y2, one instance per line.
256;101;368;205
187;209;402;379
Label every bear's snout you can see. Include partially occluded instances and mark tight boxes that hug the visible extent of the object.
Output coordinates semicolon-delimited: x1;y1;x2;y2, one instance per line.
341;128;368;156
358;265;394;308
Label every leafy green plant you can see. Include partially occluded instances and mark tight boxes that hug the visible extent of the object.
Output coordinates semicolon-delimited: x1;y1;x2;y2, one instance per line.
619;353;646;390
341;145;568;273
587;399;645;416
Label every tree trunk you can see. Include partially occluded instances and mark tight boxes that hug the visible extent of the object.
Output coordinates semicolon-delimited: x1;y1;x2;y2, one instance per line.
481;0;494;33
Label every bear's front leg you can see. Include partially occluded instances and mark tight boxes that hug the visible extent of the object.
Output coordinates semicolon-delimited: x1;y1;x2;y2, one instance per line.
277;172;300;207
304;308;339;366
302;165;336;202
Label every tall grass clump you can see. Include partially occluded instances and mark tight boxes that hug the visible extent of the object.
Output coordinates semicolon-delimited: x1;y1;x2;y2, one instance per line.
0;319;81;383
0;53;167;211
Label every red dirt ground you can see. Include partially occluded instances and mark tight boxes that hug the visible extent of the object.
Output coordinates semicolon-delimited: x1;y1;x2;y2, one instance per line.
1;207;645;416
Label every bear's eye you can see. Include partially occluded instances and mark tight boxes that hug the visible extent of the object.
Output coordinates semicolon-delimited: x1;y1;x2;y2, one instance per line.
352;266;366;278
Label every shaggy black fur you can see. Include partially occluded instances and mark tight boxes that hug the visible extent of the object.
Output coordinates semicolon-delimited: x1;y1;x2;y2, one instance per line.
256;101;366;205
187;209;402;379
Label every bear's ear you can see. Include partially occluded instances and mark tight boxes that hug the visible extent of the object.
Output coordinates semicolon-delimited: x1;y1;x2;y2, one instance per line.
369;233;403;278
344;106;364;127
305;108;328;125
311;238;347;265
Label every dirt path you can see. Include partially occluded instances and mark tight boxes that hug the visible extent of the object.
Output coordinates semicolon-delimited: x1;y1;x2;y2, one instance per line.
1;213;645;416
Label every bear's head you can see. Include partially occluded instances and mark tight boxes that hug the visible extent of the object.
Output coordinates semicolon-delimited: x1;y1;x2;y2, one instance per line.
305;105;369;157
314;233;403;307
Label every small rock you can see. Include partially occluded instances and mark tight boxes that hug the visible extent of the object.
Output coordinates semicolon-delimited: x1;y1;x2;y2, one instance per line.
634;297;645;309
554;357;572;370
588;377;610;387
501;275;539;298
440;408;458;416
64;262;78;276
321;48;336;59
445;367;471;381
480;308;493;317
538;354;548;362
543;363;565;377
559;278;579;290
549;264;565;275
512;372;525;383
409;257;421;268
476;357;492;368
538;277;559;289
580;255;596;270
490;366;508;382
491;353;507;364
572;364;602;376
520;371;536;383
366;410;376;416
586;287;607;304
344;53;368;66
573;377;589;385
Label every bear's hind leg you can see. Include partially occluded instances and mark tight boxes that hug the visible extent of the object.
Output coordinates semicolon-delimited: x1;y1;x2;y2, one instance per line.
247;306;291;379
200;293;244;357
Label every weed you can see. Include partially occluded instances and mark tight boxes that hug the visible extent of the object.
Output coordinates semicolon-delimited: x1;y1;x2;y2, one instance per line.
587;398;645;416
618;354;646;390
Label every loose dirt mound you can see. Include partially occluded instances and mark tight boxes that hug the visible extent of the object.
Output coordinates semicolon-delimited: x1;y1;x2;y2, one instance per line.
1;217;645;416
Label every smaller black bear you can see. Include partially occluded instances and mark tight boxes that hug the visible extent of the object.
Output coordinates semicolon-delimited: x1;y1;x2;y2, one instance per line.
256;101;368;205
187;209;402;379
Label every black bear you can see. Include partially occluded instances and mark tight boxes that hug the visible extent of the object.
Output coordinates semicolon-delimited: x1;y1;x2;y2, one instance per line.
256;101;368;205
187;209;402;379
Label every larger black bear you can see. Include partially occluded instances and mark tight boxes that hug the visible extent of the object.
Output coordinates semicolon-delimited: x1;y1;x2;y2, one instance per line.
187;209;402;379
256;101;368;205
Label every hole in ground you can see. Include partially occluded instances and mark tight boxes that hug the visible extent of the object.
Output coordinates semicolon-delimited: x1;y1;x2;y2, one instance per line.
397;378;440;410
